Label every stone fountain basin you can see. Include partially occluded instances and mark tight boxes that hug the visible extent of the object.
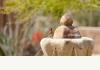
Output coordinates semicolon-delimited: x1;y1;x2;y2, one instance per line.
40;37;94;56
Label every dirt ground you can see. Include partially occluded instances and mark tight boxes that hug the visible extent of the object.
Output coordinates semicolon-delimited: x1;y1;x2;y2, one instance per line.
79;27;100;55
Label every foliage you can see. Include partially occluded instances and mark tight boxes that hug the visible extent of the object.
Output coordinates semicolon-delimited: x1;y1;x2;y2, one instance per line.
0;33;12;55
4;0;100;22
0;18;35;55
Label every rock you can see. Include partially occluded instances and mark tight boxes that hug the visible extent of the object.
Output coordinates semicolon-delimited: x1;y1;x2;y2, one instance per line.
40;37;94;56
53;25;81;39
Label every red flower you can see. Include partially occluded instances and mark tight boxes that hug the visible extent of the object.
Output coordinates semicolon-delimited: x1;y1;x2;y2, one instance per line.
32;32;43;44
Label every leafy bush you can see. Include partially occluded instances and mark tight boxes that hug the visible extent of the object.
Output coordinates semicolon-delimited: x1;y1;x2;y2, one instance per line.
4;0;100;22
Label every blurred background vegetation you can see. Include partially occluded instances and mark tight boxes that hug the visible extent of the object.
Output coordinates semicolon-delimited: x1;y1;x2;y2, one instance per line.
4;0;100;26
0;0;100;55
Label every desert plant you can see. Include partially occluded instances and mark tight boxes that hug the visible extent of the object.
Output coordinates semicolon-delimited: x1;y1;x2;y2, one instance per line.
0;15;36;56
0;32;13;55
